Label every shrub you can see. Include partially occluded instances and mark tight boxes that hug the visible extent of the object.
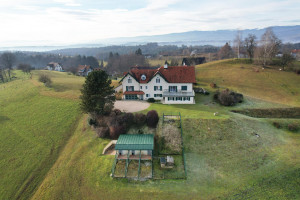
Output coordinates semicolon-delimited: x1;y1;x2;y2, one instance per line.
146;110;159;128
38;74;52;87
295;69;300;75
95;127;109;138
88;117;97;126
112;109;122;115
210;83;217;88
103;103;113;115
123;112;134;125
273;122;281;129
288;124;299;132
147;98;155;103
214;89;243;106
134;113;147;126
109;125;126;139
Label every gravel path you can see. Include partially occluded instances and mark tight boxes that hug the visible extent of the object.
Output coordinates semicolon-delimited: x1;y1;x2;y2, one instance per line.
114;101;150;112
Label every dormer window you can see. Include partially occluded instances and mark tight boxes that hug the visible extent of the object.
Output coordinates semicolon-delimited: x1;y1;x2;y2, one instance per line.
156;77;160;83
141;74;146;81
128;77;132;83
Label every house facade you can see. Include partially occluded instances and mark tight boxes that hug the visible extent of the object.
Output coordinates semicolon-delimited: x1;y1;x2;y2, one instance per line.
120;64;196;104
46;62;63;71
77;65;93;76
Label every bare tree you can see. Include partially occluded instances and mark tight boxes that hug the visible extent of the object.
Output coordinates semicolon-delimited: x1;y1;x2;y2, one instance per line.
0;52;16;80
234;30;243;59
256;28;281;67
244;34;257;61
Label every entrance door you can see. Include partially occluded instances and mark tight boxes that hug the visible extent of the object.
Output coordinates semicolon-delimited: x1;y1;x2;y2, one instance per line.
140;95;143;100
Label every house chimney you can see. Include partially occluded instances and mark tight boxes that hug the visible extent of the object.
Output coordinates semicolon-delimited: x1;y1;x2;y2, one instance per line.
164;60;168;69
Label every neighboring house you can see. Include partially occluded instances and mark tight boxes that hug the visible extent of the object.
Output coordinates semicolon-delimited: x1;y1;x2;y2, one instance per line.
291;49;300;60
120;64;196;104
111;134;154;178
46;62;63;71
114;84;122;93
77;65;93;76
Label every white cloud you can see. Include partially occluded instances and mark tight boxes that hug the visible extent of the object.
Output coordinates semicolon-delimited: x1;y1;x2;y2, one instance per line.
0;0;299;46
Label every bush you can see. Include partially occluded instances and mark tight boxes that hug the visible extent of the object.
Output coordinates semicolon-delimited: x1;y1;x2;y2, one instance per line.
214;89;243;106
38;74;52;87
112;109;122;115
88;117;97;126
273;122;281;129
95;127;109;138
210;83;217;88
146;110;159;128
109;125;126;139
134;113;147;126
103;103;113;115
147;98;155;103
288;124;299;132
295;69;300;75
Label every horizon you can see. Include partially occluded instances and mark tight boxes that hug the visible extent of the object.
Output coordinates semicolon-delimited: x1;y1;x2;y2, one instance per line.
1;0;300;47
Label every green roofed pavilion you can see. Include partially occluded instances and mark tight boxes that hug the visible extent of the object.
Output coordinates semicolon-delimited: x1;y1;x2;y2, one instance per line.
115;134;154;150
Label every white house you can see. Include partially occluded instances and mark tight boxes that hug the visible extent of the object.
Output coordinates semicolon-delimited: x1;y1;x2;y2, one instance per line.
46;62;63;71
119;64;196;104
77;65;93;76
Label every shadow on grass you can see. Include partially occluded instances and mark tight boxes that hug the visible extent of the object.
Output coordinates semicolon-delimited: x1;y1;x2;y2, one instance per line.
0;115;10;123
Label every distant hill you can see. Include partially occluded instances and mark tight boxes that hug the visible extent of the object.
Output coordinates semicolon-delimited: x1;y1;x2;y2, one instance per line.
1;25;300;53
97;25;300;46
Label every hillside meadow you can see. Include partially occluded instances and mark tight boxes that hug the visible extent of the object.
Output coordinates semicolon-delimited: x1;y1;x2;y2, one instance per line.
1;60;299;200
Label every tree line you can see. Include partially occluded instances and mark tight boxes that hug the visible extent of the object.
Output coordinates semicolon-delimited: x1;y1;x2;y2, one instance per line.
217;28;295;69
0;52;101;82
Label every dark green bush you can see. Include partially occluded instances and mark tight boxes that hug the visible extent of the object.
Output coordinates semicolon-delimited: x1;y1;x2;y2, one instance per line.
273;122;281;129
134;113;147;126
147;98;155;103
214;89;243;106
146;110;159;128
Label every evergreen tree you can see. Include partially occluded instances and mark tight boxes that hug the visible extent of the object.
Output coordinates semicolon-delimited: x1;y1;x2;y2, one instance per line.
80;70;115;117
135;48;142;55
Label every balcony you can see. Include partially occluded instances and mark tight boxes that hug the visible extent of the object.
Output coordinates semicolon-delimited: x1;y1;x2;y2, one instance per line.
162;89;195;97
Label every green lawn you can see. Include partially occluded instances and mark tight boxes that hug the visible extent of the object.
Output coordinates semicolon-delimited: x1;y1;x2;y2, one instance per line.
195;59;300;106
0;71;81;200
1;61;300;200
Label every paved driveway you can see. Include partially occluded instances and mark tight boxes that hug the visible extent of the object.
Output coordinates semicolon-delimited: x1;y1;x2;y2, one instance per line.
114;101;150;112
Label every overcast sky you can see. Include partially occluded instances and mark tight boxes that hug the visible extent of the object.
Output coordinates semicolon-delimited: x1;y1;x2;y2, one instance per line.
0;0;299;46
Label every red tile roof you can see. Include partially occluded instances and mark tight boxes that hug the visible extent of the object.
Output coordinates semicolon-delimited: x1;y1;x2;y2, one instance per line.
123;91;145;95
124;66;196;84
291;49;300;53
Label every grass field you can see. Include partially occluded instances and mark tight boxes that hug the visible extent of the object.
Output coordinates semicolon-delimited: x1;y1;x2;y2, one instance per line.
0;71;82;199
1;60;300;200
195;59;300;106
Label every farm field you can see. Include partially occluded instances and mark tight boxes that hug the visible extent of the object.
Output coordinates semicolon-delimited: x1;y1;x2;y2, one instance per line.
1;59;300;200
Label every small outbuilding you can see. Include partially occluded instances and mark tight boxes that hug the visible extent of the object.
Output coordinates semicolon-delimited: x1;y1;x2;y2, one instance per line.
111;134;154;178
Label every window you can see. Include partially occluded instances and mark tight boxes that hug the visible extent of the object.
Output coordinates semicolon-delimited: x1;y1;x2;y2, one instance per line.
154;94;162;97
140;86;142;89
156;77;160;83
169;86;177;92
154;86;162;91
183;97;190;101
125;95;138;100
181;86;187;91
146;94;149;97
128;77;132;83
126;86;134;91
176;97;182;101
146;86;148;89
141;74;146;81
168;97;175;101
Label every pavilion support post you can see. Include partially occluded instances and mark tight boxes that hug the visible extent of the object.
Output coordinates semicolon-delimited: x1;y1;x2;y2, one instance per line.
125;150;130;178
138;150;142;179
